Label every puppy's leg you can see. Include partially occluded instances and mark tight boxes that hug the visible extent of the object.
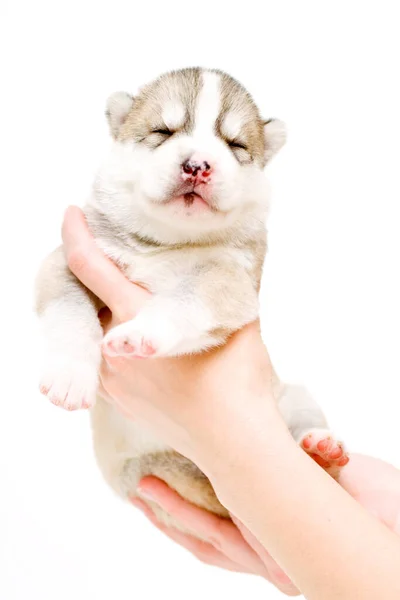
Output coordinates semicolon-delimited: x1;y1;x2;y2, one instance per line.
137;452;229;534
91;398;227;537
36;246;103;410
278;384;349;478
103;262;259;358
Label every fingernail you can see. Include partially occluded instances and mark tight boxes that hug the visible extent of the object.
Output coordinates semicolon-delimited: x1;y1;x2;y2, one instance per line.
136;486;157;504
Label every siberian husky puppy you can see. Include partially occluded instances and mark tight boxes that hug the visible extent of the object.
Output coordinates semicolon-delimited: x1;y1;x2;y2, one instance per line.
36;68;348;532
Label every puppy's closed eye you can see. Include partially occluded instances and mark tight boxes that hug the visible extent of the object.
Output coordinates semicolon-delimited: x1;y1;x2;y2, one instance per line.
227;139;252;163
228;140;248;151
151;128;174;137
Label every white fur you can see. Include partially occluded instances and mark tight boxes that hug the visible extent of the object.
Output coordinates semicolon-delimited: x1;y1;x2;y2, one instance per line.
162;100;186;130
264;119;287;162
193;71;221;143
103;296;216;358
94;72;269;244
106;91;134;137
108;408;170;457
39;301;102;409
221;111;243;141
36;68;347;524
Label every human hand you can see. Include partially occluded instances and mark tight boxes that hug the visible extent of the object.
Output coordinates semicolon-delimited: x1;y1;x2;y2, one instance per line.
338;453;400;534
131;453;400;594
132;476;300;596
62;206;298;595
62;206;281;470
62;207;400;596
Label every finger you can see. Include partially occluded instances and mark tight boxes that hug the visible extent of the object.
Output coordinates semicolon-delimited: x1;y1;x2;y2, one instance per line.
231;516;300;596
61;206;150;320
131;498;252;574
137;476;241;542
132;494;300;592
137;477;270;576
231;515;274;560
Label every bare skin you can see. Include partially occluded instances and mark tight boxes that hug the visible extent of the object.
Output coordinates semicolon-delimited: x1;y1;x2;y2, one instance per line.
61;206;400;599
133;454;400;596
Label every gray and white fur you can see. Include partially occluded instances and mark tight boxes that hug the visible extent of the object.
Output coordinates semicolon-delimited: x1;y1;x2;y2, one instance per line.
35;68;347;533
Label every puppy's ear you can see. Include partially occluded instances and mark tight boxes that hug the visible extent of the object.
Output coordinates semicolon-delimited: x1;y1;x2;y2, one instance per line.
263;118;287;163
106;92;134;139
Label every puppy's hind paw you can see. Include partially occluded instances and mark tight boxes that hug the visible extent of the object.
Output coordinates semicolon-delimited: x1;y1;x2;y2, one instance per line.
299;428;349;479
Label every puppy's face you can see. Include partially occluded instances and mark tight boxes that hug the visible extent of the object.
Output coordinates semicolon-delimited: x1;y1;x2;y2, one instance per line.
99;68;286;241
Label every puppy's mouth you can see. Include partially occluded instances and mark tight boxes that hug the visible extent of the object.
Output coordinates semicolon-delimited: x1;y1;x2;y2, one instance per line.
163;182;217;212
183;191;206;207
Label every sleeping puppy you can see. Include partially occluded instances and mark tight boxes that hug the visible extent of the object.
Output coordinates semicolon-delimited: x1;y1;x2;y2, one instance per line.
35;68;348;533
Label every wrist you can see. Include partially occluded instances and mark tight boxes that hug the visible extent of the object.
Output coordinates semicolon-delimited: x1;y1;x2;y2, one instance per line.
194;391;294;491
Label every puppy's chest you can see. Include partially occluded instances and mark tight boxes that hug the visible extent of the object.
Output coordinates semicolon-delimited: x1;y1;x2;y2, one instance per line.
95;237;257;294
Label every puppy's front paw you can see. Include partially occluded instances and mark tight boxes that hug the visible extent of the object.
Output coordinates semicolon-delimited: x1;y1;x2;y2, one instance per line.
103;314;185;359
39;356;99;411
299;428;349;479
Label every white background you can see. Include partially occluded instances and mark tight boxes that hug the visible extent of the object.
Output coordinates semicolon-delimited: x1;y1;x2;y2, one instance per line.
1;1;399;599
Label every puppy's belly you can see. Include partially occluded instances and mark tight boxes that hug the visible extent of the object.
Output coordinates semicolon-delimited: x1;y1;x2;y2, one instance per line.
91;397;228;535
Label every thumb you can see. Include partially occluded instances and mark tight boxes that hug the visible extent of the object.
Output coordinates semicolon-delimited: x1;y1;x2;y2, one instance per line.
62;206;150;321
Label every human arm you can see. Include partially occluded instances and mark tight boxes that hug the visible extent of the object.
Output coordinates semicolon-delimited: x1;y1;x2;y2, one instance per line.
132;450;400;595
132;453;400;594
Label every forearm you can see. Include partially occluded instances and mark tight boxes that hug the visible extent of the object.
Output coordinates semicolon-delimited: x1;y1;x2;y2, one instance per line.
200;398;400;599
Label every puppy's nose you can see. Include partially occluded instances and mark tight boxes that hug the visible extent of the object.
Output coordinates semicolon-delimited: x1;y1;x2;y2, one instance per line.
181;159;212;180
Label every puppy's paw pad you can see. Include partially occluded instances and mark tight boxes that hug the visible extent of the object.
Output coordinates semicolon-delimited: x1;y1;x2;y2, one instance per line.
140;339;156;357
300;428;349;477
103;318;181;359
103;338;136;357
103;331;158;358
39;359;99;411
